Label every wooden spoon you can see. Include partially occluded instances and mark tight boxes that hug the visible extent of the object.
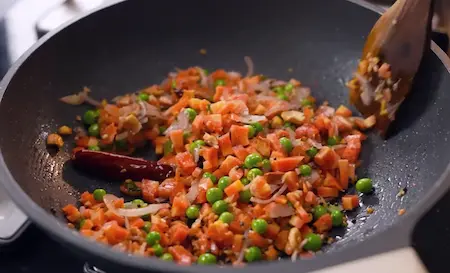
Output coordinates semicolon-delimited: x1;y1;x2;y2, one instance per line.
348;0;434;136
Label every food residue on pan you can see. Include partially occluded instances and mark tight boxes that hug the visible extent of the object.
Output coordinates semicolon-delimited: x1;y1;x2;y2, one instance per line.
398;209;406;216
57;57;378;265
199;49;207;55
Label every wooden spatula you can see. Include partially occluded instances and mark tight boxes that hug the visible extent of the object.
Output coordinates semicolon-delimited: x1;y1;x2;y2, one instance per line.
348;0;434;136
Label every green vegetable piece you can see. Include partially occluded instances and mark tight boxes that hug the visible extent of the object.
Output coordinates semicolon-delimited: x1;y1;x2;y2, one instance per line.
83;110;99;125
88;145;101;151
303;233;322;251
214;79;226;87
355;178;373;194
239;189;252;203
284;83;294;92
93;189;106;201
219;212;234;224
251;219;268;234
160;253;173;261
189;140;205;153
277;93;289;101
218;176;231;191
153;243;164;257
244;153;263;169
306;147;318;158
331;210;344;227
313;205;328;220
198;253;217;265
212;200;228;215
247;168;263;181
142;221;152;233
240;177;250;185
184;108;197;122
132;199;147;208
301;99;313;107
163;140;173;155
262;159;271;171
203;172;217;183
186;205;200;219
146;231;161;246
299;164;312;176
279;137;293;153
251;122;264;133
245;246;262;262
159;126;167;135
246;125;256;138
138;92;149;101
88;124;100;137
327;136;341;146
206;188;223;204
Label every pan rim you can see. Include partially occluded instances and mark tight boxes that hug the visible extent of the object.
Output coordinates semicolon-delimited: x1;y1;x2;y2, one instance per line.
0;0;449;272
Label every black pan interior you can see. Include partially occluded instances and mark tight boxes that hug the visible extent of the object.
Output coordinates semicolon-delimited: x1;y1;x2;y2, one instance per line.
1;0;450;257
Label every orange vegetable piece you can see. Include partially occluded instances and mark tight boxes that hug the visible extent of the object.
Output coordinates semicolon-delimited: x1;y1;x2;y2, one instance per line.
248;231;270;248
202;147;219;171
224;180;244;197
164;90;194;116
266;222;281;240
250;176;271;199
314;146;339;169
335;105;352;117
283;171;300;191
229;167;244;181
338;159;349;189
168;245;194;265
342;195;360;210
230;125;250;146
323;172;344;191
168;222;189;245
232;145;250;161
169;129;184;153
313;214;333;233
271;156;304;172
274;230;289;251
219;155;242;175
204;114;223;133
218;133;233;156
317;186;339;198
100;123;117;145
175;152;196;175
141;179;159;203
130;218;145;229
104;221;129;245
304;191;318;206
171;194;190;217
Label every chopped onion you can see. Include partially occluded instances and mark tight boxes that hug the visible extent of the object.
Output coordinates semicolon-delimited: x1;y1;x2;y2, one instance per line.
138;242;147;256
103;194;169;217
289;87;311;109
228;71;242;80
354;72;374;106
112;242;127;252
307;138;323;149
266;203;295;218
251;183;288;204
138;101;147;119
269;184;281;193
186;180;200;203
305;170;320;184
84;96;102;107
286;128;296;143
247;81;271;94
124;216;130;230
193;147;200;163
244;56;254;78
236;230;250;264
271;80;286;87
332;144;347;150
231;114;267;124
164;111;191;135
115;131;129;141
316;105;335;117
60;91;88;105
198;67;209;87
203;133;219;148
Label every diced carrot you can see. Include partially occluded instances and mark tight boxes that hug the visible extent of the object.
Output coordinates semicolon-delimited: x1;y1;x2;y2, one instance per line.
154;136;168;154
296;205;312;223
274;195;288;204
229;213;252;234
283;171;300;191
91;210;106;227
202;147;219;171
206;221;234;247
252;136;271;157
171;194;190;217
271;156;304;172
317;186;339;198
230;125;250;146
62;204;81;222
224;180;244;197
313;214;332;233
168;222;189;245
175;152;196;175
113;198;124;208
80;229;94;237
266;223;281;240
274;230;289;251
129;218;144;228
303;106;314;122
342;195;360;210
81;208;92;219
323;172;344;191
314;146;339;169
191;114;205;136
104;221;129;245
100;123;117;145
188;98;210;111
232;145;250;161
314;114;331;133
267;133;282;152
335;105;352;117
141;179;159;203
300;225;313;237
219;156;242;175
169;129;184;153
248;231;270;248
229;167;244;181
168;245;194;265
196;178;213;204
232;234;243;253
348;163;356;183
204;114;223;133
338;159;349;189
342;135;361;163
104;211;125;226
164;90;195;116
304;191;318;206
218;133;233;156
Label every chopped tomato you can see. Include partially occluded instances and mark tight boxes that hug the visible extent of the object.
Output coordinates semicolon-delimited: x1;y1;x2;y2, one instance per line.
141;179;159;203
169;245;194;265
313;214;332;233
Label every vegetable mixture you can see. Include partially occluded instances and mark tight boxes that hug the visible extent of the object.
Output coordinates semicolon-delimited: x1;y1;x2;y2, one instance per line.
60;58;376;265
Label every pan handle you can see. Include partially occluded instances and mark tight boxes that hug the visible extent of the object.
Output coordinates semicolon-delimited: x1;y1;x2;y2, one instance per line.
310;247;427;273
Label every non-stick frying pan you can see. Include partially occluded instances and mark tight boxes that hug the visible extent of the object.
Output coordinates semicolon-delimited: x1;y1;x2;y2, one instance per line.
1;0;450;272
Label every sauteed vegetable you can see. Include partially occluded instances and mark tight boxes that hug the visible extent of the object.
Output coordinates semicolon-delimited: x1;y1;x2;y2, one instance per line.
60;58;376;265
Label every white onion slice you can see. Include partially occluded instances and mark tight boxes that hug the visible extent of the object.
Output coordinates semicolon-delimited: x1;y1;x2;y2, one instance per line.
164;111;191;135
251;183;288;204
266;203;295;218
186;180;200;203
60;92;87;105
354;72;374;106
307;138;323;149
244;56;254;78
103;194;169;217
231;114;267;124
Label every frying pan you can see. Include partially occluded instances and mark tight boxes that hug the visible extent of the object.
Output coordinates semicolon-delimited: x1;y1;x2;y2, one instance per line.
0;0;449;272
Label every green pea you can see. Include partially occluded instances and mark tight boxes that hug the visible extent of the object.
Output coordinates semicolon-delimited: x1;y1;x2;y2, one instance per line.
327;136;341;146
160;253;173;261
285;83;294;92
303;233;322;251
171;80;177;89
142;221;152;233
203;172;217;183
132;199;147;208
198;253;217;265
251;219;268;234
246;125;256;138
153;243;164;257
240;177;250;185
184;108;197;122
78;219;86;229
93;189;106;201
138;92;149;101
239;189;252;203
313;205;328;220
331;210;344;227
88;124;100;137
273;86;284;94
299;164;312;176
247;168;263;181
212;200;228;215
356;178;373;194
306;147;319;158
279;137;293;153
262;159;271;171
186;205;200;219
83;110;99;125
277;93;289;101
159;126;167;135
203;69;209;76
189;140;205;153
251;122;264;133
214;79;226;87
88;145;101;151
284;122;295;130
219;212;234;224
206;188;223;204
301;99;313;107
163;140;173;156
244;246;262;262
218;176;231;191
244;153;263;169
183;131;191;139
146;231;161;246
